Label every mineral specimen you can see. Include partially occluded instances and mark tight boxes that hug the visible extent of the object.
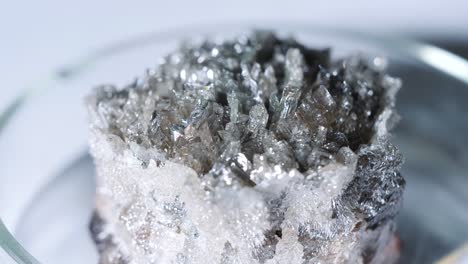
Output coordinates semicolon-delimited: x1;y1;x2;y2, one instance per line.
87;31;405;264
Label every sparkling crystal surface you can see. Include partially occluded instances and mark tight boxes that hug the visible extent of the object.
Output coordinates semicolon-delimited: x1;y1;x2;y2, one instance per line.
87;31;405;264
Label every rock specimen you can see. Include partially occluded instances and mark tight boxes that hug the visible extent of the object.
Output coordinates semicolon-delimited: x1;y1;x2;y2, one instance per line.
87;31;405;264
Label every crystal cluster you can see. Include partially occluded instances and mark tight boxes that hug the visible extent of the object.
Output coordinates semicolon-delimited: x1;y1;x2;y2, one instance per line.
87;31;405;264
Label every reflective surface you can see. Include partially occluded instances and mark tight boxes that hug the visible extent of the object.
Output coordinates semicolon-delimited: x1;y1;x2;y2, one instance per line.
393;64;468;263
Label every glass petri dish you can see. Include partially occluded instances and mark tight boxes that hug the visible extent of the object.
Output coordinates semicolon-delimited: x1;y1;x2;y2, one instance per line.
1;23;467;264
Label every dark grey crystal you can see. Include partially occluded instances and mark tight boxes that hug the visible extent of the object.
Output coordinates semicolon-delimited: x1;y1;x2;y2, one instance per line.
87;30;404;264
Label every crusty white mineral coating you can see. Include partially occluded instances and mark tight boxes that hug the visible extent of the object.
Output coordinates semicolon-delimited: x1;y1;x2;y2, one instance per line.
87;31;404;264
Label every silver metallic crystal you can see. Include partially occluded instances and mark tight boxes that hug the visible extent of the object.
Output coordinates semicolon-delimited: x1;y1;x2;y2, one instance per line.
87;31;404;264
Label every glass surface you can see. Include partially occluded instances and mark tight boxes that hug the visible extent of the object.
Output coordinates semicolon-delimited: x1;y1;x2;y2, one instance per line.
1;24;468;264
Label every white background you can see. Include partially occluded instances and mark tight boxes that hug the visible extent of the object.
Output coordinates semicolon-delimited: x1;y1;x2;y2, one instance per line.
0;0;467;112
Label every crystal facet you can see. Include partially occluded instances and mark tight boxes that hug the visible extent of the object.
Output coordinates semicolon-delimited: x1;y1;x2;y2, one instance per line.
87;31;404;264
